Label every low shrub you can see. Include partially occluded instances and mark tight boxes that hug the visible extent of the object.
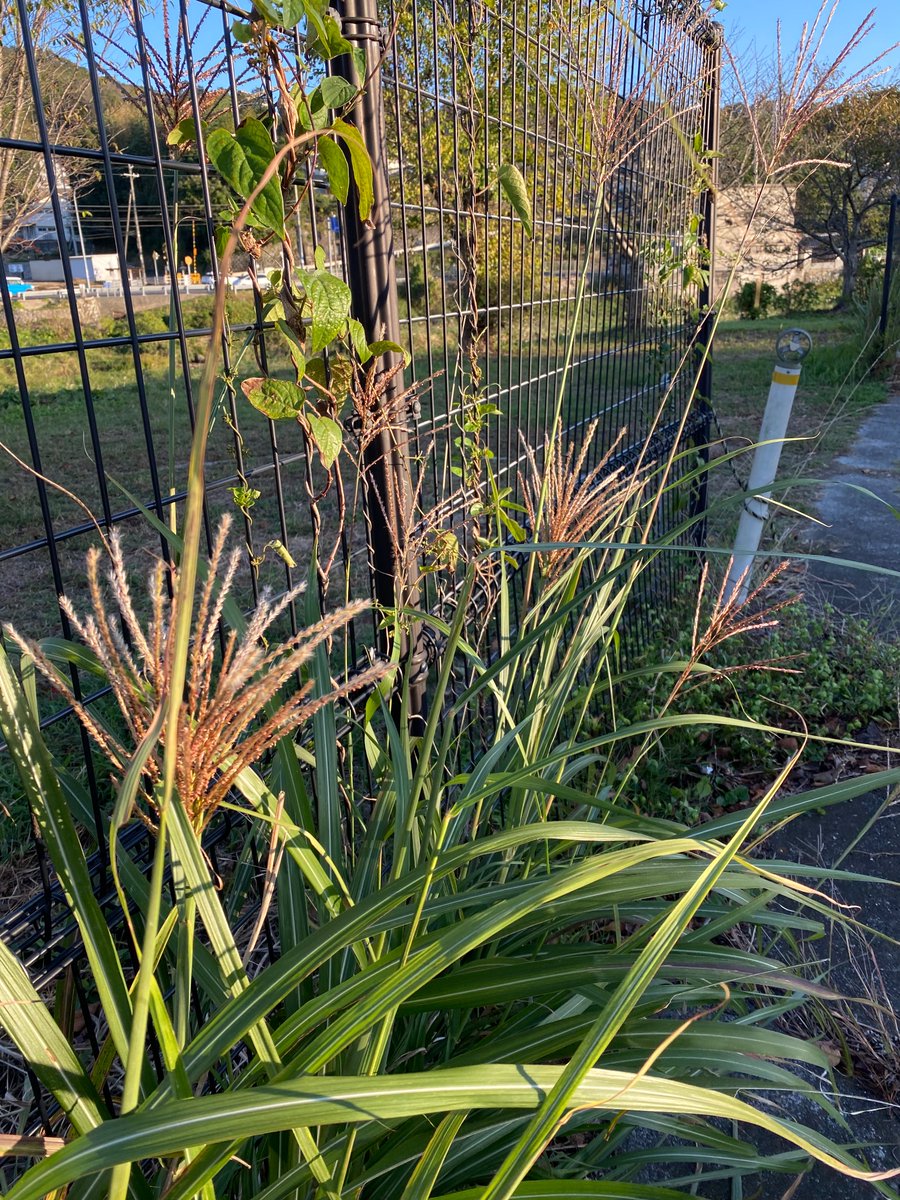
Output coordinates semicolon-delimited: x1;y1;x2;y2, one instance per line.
4;299;78;337
102;306;171;347
101;295;260;352
855;248;887;297
736;279;778;319
776;278;840;315
853;270;900;375
179;293;258;328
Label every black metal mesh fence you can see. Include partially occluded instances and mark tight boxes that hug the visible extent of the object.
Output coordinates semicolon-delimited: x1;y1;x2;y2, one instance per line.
383;0;719;628
0;0;720;1135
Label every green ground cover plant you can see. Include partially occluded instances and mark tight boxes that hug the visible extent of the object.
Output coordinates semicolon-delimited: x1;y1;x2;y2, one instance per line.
608;580;900;825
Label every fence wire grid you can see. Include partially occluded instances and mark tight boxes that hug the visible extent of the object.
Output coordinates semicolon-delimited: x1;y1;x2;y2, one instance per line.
0;0;720;1135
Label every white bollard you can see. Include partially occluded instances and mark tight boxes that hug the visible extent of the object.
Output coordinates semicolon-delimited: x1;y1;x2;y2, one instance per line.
725;328;812;605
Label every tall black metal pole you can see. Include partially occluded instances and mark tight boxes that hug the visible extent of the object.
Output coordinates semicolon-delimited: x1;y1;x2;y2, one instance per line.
337;0;425;719
691;20;723;546
696;21;722;405
880;193;897;338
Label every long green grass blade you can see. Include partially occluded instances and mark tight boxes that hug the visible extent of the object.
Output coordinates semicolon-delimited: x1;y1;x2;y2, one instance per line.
399;1112;467;1200
479;752;802;1199
8;1062;897;1200
438;1185;703;1199
0;644;137;1079
0;939;108;1134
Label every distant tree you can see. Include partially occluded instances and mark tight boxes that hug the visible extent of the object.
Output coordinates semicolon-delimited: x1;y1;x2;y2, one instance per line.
717;98;773;189
90;0;235;139
84;0;243;266
0;0;99;252
715;60;900;304
792;87;900;304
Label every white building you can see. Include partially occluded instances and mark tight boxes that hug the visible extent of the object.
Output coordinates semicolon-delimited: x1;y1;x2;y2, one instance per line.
18;181;77;255
26;253;122;285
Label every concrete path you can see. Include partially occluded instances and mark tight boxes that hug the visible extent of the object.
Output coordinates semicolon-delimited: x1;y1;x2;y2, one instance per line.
803;393;900;616
759;393;900;1198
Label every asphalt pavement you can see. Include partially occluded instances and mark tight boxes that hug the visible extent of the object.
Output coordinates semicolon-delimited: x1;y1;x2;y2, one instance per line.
755;391;900;1198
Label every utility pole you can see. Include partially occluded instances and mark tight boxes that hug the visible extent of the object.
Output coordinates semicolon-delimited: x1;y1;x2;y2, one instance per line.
71;181;88;288
124;185;133;268
124;164;147;284
190;219;199;283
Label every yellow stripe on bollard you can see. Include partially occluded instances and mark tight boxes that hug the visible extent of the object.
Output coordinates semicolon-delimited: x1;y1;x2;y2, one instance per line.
772;370;800;386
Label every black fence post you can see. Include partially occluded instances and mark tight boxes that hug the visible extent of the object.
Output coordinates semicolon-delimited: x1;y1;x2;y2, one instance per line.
336;0;425;720
691;19;723;545
880;192;897;338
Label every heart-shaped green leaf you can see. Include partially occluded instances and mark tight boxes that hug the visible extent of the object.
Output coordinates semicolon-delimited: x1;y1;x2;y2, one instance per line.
306;412;343;469
367;339;411;366
318;136;349;206
328;355;354;400
206;119;285;238
167;117;200;147
240;377;305;420
276;320;307;376
348;318;370;362
317;77;357;110
230;20;253;43
296;264;352;354
332;118;374;222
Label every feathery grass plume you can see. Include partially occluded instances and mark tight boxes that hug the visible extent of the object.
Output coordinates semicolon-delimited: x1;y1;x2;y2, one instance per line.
87;0;244;134
8;515;388;831
519;421;645;581
691;558;798;654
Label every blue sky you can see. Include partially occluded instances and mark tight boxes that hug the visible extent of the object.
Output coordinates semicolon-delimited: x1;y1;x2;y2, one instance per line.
719;0;900;84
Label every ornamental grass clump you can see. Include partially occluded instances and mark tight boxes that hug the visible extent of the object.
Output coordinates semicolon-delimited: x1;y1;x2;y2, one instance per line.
5;502;900;1199
519;421;643;583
